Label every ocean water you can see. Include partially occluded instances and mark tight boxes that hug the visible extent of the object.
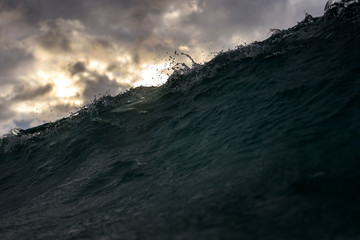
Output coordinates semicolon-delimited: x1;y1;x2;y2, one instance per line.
1;1;360;239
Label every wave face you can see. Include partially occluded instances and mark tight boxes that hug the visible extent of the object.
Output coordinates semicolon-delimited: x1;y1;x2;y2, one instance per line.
1;1;360;239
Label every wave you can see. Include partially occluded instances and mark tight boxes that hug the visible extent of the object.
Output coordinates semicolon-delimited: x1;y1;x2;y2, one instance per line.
1;1;360;239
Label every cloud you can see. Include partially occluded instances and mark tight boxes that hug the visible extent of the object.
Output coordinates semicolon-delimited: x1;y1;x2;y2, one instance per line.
90;37;114;50
0;100;14;121
35;18;84;53
11;83;53;101
0;48;34;86
23;18;132;101
81;73;127;99
0;4;35;88
0;0;85;25
69;62;87;76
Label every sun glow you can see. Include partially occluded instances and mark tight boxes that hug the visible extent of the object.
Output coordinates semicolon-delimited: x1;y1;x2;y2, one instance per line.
89;60;107;72
13;101;48;114
59;98;83;106
53;74;78;98
37;70;79;98
135;63;171;87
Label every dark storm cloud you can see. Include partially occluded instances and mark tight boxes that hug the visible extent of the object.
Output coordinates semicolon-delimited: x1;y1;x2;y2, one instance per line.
83;0;172;33
34;18;85;53
0;0;85;24
1;0;328;44
91;37;114;50
0;100;14;120
36;20;71;52
70;0;327;58
1;0;328;59
185;0;285;27
169;0;327;48
11;83;53;101
69;62;87;76
67;61;129;99
160;0;285;48
80;73;128;100
0;49;34;85
1;0;170;37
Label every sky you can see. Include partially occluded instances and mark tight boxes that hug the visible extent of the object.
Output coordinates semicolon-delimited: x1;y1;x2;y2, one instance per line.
0;0;329;135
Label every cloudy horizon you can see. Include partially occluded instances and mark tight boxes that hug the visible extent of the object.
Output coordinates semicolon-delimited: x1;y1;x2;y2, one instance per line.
0;0;328;135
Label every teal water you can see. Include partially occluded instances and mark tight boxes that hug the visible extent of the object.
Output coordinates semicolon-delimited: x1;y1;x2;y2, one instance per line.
1;1;360;239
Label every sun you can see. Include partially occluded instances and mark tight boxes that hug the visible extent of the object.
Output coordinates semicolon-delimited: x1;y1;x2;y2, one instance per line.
37;70;79;98
135;63;171;87
54;79;78;98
